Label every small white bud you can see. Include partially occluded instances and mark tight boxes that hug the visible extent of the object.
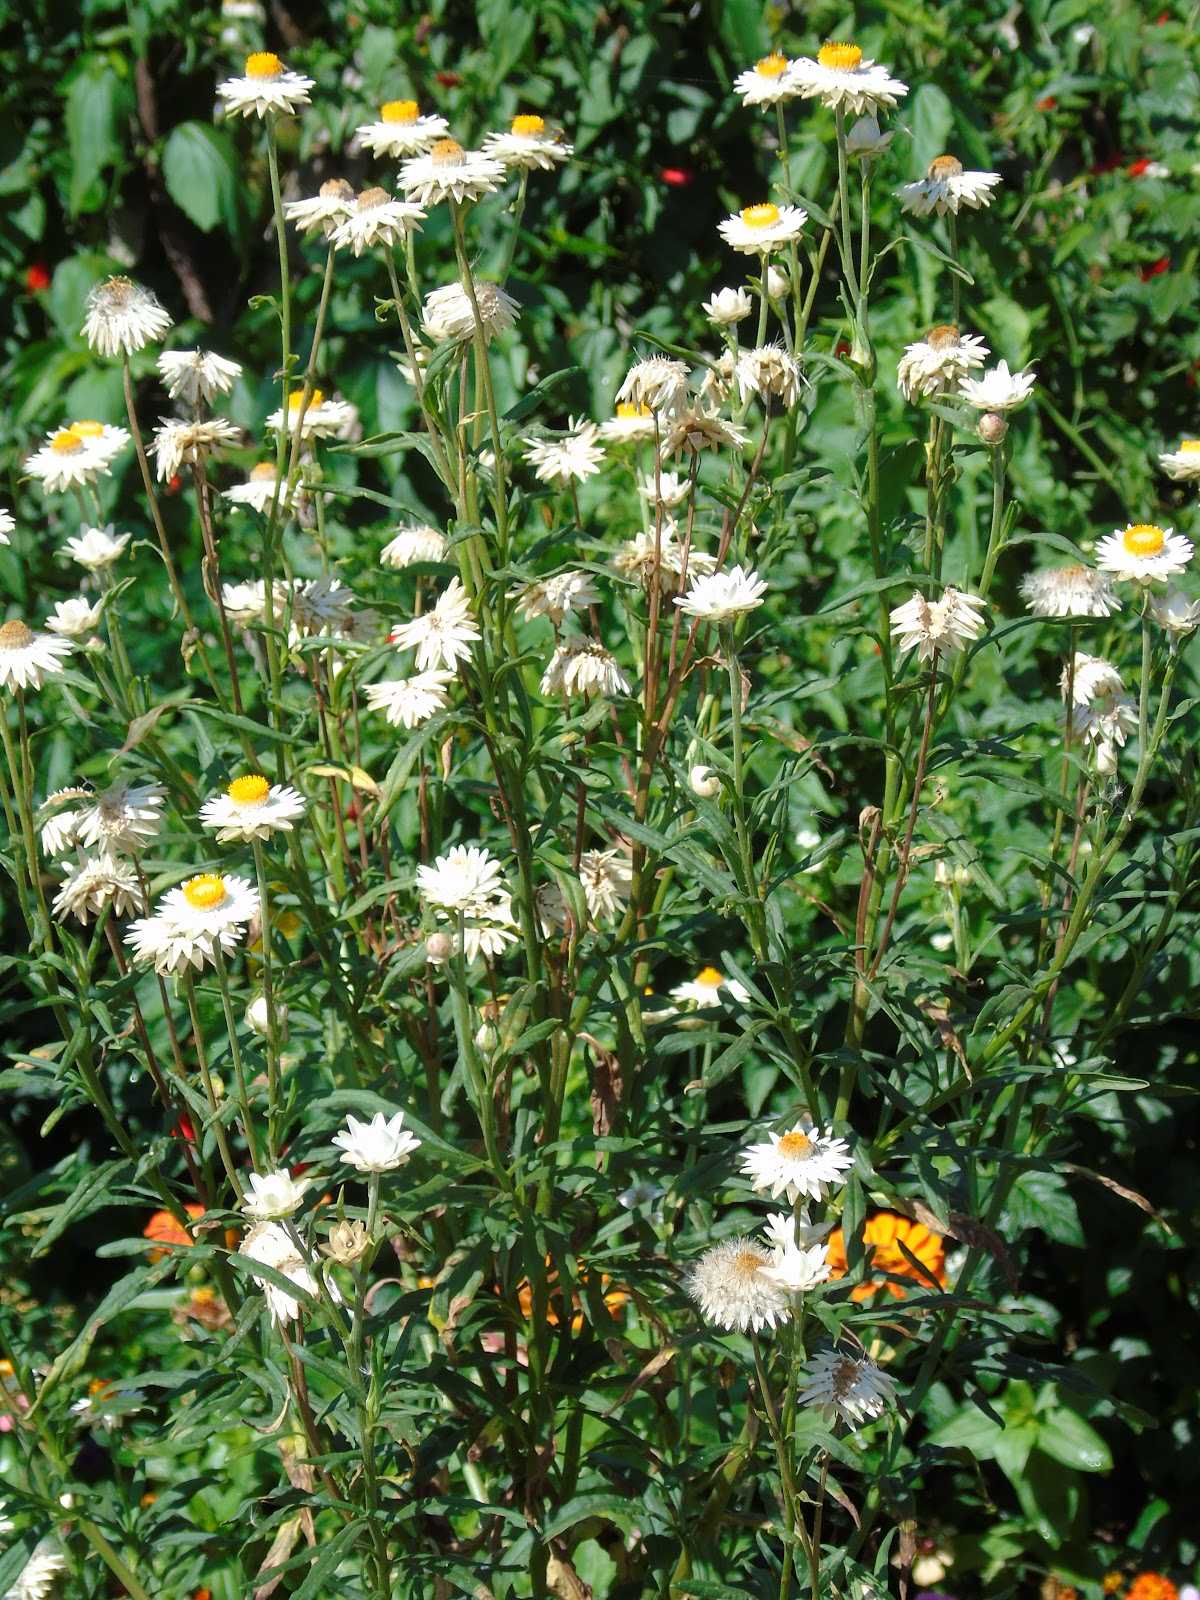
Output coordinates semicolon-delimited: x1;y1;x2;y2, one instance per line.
689;764;722;798
977;411;1008;445
425;931;454;964
246;994;289;1042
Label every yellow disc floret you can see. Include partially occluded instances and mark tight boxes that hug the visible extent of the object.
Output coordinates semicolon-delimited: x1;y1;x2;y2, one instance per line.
245;52;283;80
511;114;546;136
755;52;789;77
1180;440;1200;453
381;99;419;123
616;402;652;419
816;41;863;69
777;1129;815;1160
51;428;85;453
182;873;228;910
228;775;270;806
288;388;323;411
695;966;724;987
249;462;277;481
741;202;782;227
1121;523;1167;558
71;420;106;438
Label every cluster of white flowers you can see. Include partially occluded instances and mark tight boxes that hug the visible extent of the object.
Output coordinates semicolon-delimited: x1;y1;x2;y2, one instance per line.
417;844;518;961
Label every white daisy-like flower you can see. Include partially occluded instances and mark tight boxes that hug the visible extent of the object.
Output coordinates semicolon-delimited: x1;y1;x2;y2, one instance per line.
671;965;751;1008
418;844;506;914
957;359;1036;411
896;324;990;401
152;416;241;481
541;637;630;698
125;872;259;973
611;529;717;589
398;138;506;208
354;99;449;158
284;178;358;238
797;1348;897;1429
685;1237;790;1332
525;421;605;485
616;356;692;416
222;578;291;628
482;113;572;170
675;564;767;623
45;595;104;638
288;575;376;642
789;40;908;115
736;343;802;408
703;286;754;327
1063;654;1137;748
82;276;172;357
740;1121;853;1204
734;51;800;106
579;848;633;923
62;523;132;570
845;113;893;158
598;402;659;443
200;773;306;842
242;1167;312;1220
364;669;454;728
5;1539;68;1600
1094;522;1194;584
458;900;520;962
381;523;446;568
897;154;1002;217
223;463;292;514
40;791;86;856
241;1220;318;1325
76;779;165;853
640;469;691;510
52;850;146;925
1020;565;1119;618
512;569;600;623
330;186;426;255
0;508;14;545
332;1109;420;1173
216;51;314;119
1158;439;1200;481
0;618;73;691
890;587;987;660
758;1212;833;1296
422;279;519;345
265;388;358;441
719;199;808;255
25;423;126;492
663;407;749;457
157;349;242;406
1150;584;1200;637
390;577;480;671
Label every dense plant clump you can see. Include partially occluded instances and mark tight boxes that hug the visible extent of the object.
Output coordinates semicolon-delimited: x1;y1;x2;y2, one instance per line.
2;3;1199;1598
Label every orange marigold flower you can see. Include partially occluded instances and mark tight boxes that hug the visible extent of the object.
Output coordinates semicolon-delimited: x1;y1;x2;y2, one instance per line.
143;1203;204;1260
826;1211;948;1300
515;1257;629;1331
1102;1578;1125;1596
1127;1576;1178;1600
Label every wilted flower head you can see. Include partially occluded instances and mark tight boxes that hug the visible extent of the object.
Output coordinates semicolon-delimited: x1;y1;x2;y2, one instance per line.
896;324;989;401
579;848;633;922
512;569;600;624
797;1347;897;1428
616;356;691;416
52;851;146;925
381;523;446;568
890;587;987;660
897;154;1002;216
1150;584;1200;638
82;276;172;357
422;279;519;344
541;637;630;698
685;1237;790;1332
663;407;749;457
1020;565;1119;618
157;349;242;406
736;343;801;408
284;177;358;238
330;186;426;255
216;51;314;119
242;1221;318;1325
1063;653;1137;749
152;417;240;481
611;528;717;590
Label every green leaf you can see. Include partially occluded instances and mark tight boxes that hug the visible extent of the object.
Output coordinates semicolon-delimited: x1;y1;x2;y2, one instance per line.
65;60;124;215
162;122;240;234
1037;1407;1112;1472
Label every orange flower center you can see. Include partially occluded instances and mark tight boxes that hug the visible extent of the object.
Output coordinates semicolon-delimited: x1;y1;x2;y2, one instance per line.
777;1129;815;1160
927;324;960;350
51;428;85;453
1121;523;1166;558
695;966;723;987
0;619;34;649
182;874;228;910
817;41;863;69
430;138;465;168
741;202;781;227
511;114;546;135
756;52;789;77
227;774;270;805
928;154;964;179
381;99;419;123
245;52;282;80
249;463;277;481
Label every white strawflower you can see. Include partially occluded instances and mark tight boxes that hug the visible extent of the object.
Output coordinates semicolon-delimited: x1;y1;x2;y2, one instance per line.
5;1539;68;1600
1094;522;1193;584
612;529;717;589
223;463;292;514
704;286;754;327
896;324;990;401
52;850;146;925
62;523;131;570
25;422;128;492
0;508;13;546
330;186;426;255
39;789;86;856
579;848;633;922
422;279;519;344
718;201;807;255
242;1168;312;1220
797;1348;897;1428
0;618;73;691
541;637;630;698
740;1121;853;1203
663;407;749;457
640;469;691;510
1019;565;1119;618
684;1237;790;1333
733;50;800;106
758;1212;833;1295
45;596;104;638
1150;584;1200;637
598;402;659;443
736;343;801;408
152;416;240;481
241;1220;318;1325
671;965;751;1008
524;421;604;485
418;844;506;913
284;177;358;238
788;40;908;114
1063;653;1137;748
332;1109;420;1173
890;587;987;660
216;51;314;119
390;577;480;671
265;388;358;441
157;349;242;405
354;99;449;158
398;138;506;208
1158;440;1200;481
512;570;600;624
381;523;446;568
125;872;259;974
957;360;1036;411
616;355;691;415
364;669;454;728
200;773;306;842
845;114;892;158
675;564;767;622
482;113;572;170
897;154;1002;217
76;780;165;853
82;276;172;357
246;994;288;1040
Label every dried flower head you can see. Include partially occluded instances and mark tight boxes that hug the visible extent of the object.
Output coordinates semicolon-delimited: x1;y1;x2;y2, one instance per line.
82;276;172;357
685;1238;790;1332
897;154;1002;216
890;587;988;660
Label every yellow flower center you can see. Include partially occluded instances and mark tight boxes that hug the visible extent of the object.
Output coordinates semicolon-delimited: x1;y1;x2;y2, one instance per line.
511;114;546;135
1121;523;1167;558
357;186;390;210
696;966;724;987
616;402;652;419
1179;440;1200;453
51;428;85;453
289;388;323;411
927;324;960;350
381;99;419;123
928;154;964;180
249;462;277;481
817;41;863;69
741;202;781;228
777;1129;815;1160
227;774;270;805
756;52;789;77
430;138;465;168
71;420;106;438
245;52;282;80
182;874;228;910
0;619;34;649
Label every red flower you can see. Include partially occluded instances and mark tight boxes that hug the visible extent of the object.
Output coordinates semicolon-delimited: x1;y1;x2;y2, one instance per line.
1127;158;1154;177
1036;95;1058;111
173;1113;196;1143
1090;152;1124;175
1139;256;1170;280
834;340;852;358
660;166;693;187
434;70;461;88
166;473;183;494
24;262;51;293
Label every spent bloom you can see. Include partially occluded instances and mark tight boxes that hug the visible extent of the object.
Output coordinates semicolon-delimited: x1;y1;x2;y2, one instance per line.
152;417;240;481
1095;522;1193;585
157;349;242;406
200;773;306;842
733;51;800;106
242;1221;319;1326
483;113;572;170
740;1121;854;1204
1064;653;1137;750
381;523;446;568
789;40;908;115
736;343;802;408
390;577;480;670
332;1109;420;1173
52;851;146;926
398;138;506;208
685;1238;790;1333
0;618;73;691
612;529;717;589
897;154;1002;216
330;186;426;255
217;51;314;118
364;669;454;728
354;99;449;158
718;201;807;255
524;421;604;485
0;507;13;546
957;359;1036;411
284;178;358;238
76;780;165;854
422;279;519;345
797;1348;898;1428
890;587;988;660
1020;565;1120;618
896;325;989;401
82;276;172;357
541;637;630;698
675;564;767;622
616;356;691;416
579;848;633;923
1158;440;1200;481
512;570;601;624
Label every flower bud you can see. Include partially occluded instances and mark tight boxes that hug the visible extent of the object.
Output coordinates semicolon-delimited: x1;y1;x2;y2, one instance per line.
1095;740;1118;776
845;114;893;159
689;764;722;799
246;994;289;1042
322;1218;369;1267
425;931;454;964
766;265;790;301
977;411;1008;445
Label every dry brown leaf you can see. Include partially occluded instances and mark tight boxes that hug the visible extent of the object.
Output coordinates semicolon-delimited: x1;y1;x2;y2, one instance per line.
604;1345;678;1415
583;1034;624;1136
1063;1163;1171;1231
548;1550;592;1600
916;995;972;1081
252;1514;307;1600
